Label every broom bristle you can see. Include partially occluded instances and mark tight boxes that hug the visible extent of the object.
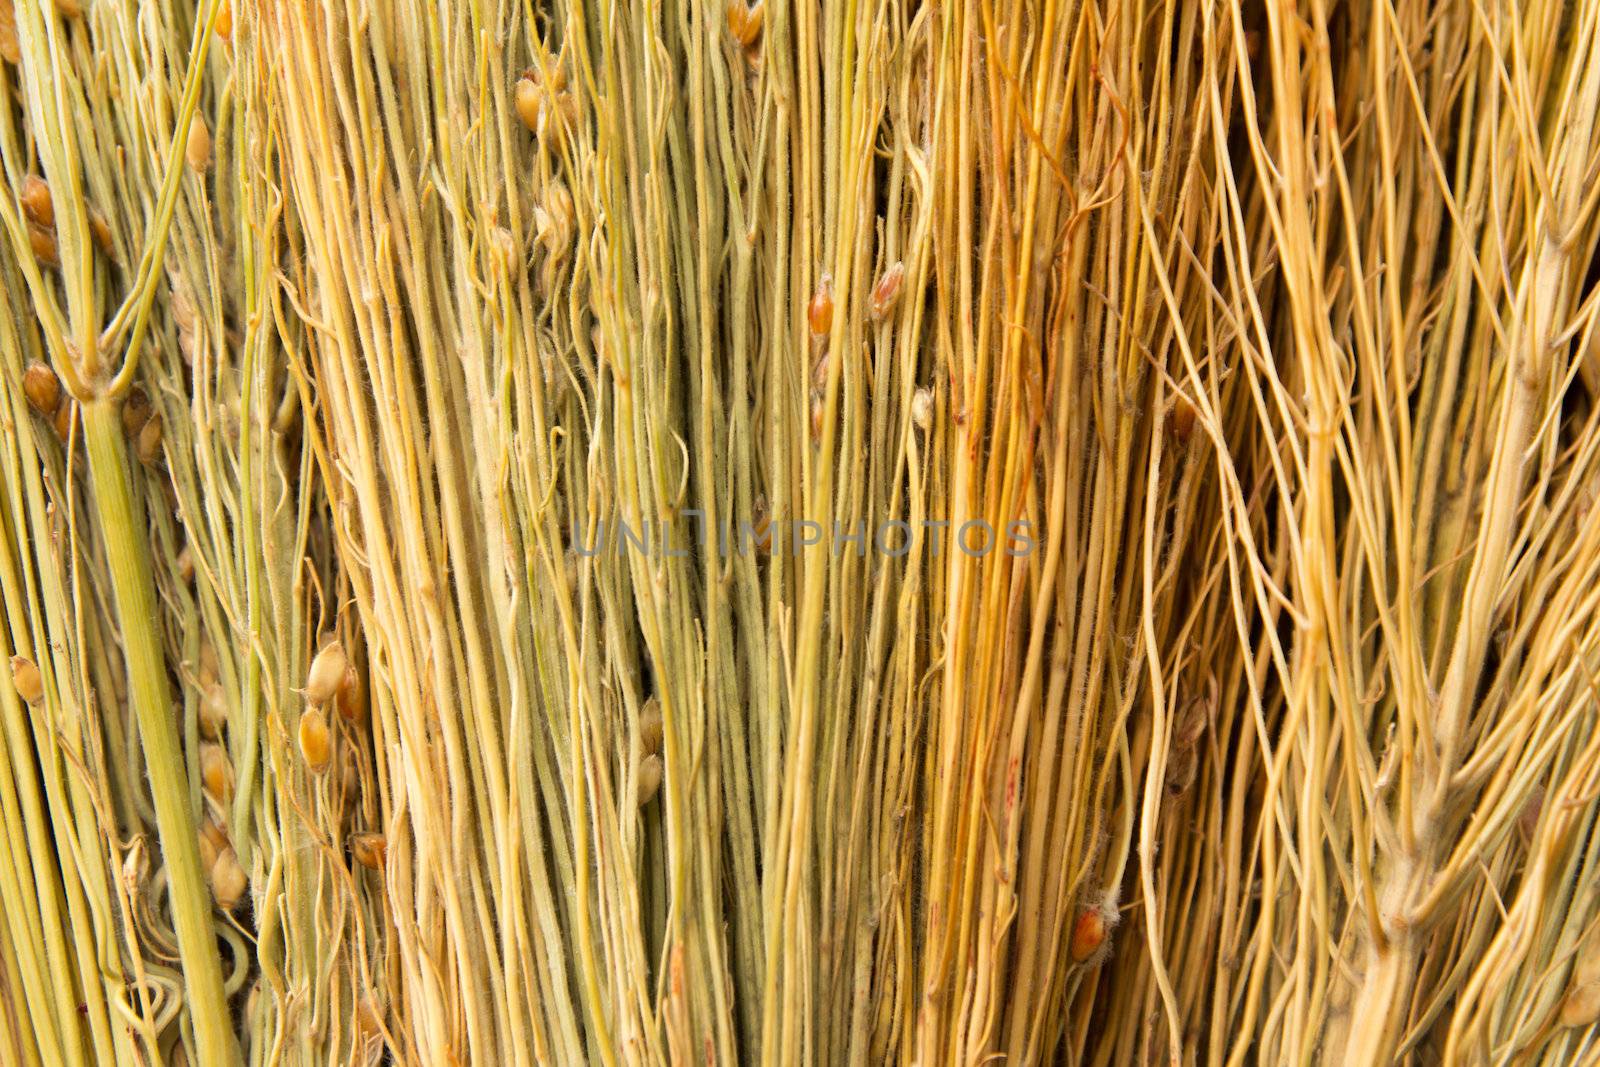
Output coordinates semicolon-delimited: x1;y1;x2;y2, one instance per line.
0;0;1597;1064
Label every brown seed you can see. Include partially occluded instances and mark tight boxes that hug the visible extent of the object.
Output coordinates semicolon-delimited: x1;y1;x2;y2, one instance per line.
87;208;113;255
199;680;227;739
349;832;386;872
120;838;148;893
303;641;349;703
869;261;905;320
553;91;578;135
199;639;219;681
335;664;366;723
170;283;199;335
136;413;163;465
514;75;544;134
199;742;232;804
355;997;383;1045
339;751;360;804
186;115;212;173
0;0;18;65
54;0;82;18
807;274;834;338
52;399;74;440
210;846;247;910
200;819;228;851
298;707;332;771
1561;923;1600;1026
748;497;773;556
911;386;934;431
726;0;763;48
1168;395;1197;444
22;362;60;417
176;544;196;584
200;814;229;854
19;175;53;228
636;753;664;807
1069;906;1111;963
197;824;220;872
121;386;151;437
810;349;830;391
1562;982;1600;1028
638;697;664;755
10;656;43;705
28;224;58;267
1164;746;1198;796
213;0;232;39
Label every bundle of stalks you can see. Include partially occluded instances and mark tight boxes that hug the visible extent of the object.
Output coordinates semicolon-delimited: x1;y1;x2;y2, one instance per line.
2;0;1600;1064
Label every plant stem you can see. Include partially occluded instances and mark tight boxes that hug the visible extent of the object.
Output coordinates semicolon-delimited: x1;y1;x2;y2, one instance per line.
81;399;237;1067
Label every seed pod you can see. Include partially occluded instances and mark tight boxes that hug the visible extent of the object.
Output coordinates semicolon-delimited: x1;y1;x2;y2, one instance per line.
52;399;73;440
19;175;53;228
298;707;332;771
136;413;163;465
335;664;366;723
636;753;663;807
213;0;232;39
911;386;934;431
303;641;349;703
121;386;151;437
1069;905;1115;964
199;680;227;739
210;846;247;910
870;261;905;320
726;0;763;47
199;742;232;804
807;274;834;338
176;544;197;585
10;656;43;705
29;224;59;267
186;115;212;173
22;362;60;417
349;832;386;871
638;697;664;755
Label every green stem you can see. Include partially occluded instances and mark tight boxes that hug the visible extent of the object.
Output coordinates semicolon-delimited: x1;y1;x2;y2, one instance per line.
81;400;237;1067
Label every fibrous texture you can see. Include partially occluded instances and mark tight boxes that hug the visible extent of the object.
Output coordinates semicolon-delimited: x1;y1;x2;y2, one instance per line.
2;0;1600;1064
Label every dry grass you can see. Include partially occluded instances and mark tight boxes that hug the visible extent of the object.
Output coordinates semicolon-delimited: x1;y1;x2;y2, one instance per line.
1;0;1599;1064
